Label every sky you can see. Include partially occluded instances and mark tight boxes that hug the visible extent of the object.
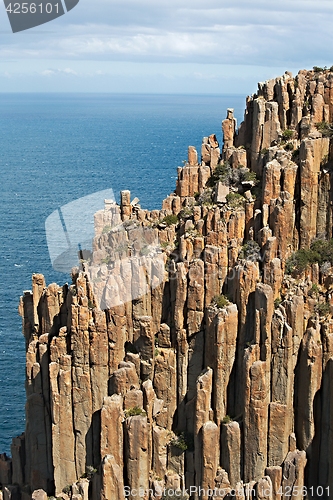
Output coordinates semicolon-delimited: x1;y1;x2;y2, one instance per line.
0;0;333;93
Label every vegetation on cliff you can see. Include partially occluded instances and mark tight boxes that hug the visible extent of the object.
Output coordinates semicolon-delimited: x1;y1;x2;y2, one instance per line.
3;67;333;500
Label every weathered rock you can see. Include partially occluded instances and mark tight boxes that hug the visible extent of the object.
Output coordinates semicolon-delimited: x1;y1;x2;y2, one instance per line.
215;182;229;203
222;109;237;149
201;421;219;500
31;491;47;500
0;454;12;486
11;67;333;500
299;137;329;247
281;450;307;500
124;416;149;499
100;455;125;500
100;395;123;466
221;421;241;487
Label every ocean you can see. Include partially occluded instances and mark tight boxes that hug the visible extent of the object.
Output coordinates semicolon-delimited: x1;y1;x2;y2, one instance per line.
0;93;245;454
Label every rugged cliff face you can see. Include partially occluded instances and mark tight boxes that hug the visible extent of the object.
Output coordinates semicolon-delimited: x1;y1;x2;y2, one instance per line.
2;67;333;500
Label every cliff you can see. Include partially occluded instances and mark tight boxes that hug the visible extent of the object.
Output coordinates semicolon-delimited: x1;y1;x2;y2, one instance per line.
2;67;333;500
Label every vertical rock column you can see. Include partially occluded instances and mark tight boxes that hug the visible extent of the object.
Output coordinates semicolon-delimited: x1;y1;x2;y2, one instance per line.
194;368;214;497
295;321;323;488
299;138;329;247
121;190;132;221
205;304;238;422
243;346;269;483
69;277;93;479
222;109;236;150
100;395;125;499
269;309;294;468
124;415;149;500
49;329;76;495
89;309;109;466
23;278;66;493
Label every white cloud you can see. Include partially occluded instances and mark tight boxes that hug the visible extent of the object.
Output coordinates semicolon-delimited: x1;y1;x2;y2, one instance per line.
0;0;331;92
40;69;56;76
40;67;77;76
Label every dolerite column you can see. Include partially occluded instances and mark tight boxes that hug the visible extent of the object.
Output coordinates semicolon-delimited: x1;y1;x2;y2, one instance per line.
319;319;333;489
101;455;125;500
299;137;329;247
69;277;93;479
153;349;177;430
124;415;149;500
100;395;124;472
221;421;241;488
89;309;109;465
269;311;294;467
295;320;322;488
201;421;219;500
205;304;238;423
232;261;260;416
194;368;213;498
152;425;169;480
255;476;273;500
49;329;76;495
281;451;307;500
243;345;269;483
24;306;53;492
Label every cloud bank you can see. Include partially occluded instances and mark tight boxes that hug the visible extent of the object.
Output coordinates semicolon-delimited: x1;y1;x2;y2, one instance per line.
0;0;331;92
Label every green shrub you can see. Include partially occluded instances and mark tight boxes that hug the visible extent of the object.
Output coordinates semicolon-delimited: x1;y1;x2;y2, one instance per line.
170;432;188;452
226;192;245;209
315;121;333;137
316;302;330;316
102;225;112;234
284;142;294;151
242;170;258;184
274;298;282;309
309;283;319;297
286;239;333;275
140;245;150;256
313;66;324;73
260;148;269;156
197;188;213;206
125;406;147;418
101;256;112;265
162;214;178;226
207;163;257;190
85;465;97;479
178;206;194;219
207;162;231;187
62;485;71;495
310;239;333;263
222;415;232;424
239;240;261;261
282;129;294;141
286;248;319;275
212;294;229;309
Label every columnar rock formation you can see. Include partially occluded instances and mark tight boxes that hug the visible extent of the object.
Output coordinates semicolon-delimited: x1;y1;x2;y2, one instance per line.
2;67;333;499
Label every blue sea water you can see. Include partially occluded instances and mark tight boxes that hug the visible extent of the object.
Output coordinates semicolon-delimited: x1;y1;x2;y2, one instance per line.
0;93;245;454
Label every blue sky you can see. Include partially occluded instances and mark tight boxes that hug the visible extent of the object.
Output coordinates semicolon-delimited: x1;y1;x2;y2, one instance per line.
0;0;332;93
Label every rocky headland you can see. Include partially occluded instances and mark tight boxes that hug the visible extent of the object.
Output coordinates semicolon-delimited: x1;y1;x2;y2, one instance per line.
2;67;333;499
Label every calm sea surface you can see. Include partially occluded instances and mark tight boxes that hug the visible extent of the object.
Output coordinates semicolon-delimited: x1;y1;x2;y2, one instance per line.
0;93;244;453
